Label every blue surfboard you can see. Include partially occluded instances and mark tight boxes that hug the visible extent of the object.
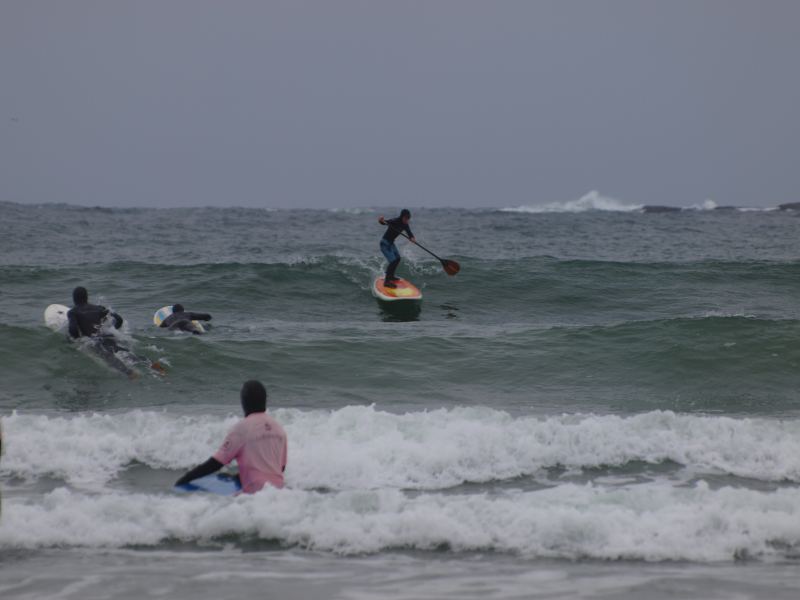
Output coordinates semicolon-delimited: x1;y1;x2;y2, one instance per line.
175;473;242;496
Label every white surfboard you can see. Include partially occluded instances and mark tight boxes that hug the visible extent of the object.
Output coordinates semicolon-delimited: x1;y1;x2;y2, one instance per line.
44;304;70;332
153;305;173;327
153;305;206;333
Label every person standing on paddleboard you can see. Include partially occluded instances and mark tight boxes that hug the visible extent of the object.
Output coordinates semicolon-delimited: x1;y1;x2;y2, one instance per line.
378;209;415;288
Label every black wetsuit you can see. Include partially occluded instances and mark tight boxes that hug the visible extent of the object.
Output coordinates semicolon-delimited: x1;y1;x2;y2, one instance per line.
68;303;123;340
175;457;225;487
67;303;133;375
382;217;414;243
161;311;212;334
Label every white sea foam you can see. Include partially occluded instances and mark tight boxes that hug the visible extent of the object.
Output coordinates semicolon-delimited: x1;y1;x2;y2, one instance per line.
1;481;799;560
737;206;780;212
326;207;376;215
501;191;643;214
3;407;800;489
687;199;719;211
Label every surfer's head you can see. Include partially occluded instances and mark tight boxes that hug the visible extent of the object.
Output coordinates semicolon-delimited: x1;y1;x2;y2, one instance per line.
240;380;267;416
72;286;88;305
172;303;184;313
401;208;411;224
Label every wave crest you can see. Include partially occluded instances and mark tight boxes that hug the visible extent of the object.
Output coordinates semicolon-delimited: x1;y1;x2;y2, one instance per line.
501;191;643;214
4;407;800;489
2;483;800;560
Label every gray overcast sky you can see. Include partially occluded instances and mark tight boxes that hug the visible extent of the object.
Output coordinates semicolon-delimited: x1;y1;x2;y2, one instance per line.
1;1;798;209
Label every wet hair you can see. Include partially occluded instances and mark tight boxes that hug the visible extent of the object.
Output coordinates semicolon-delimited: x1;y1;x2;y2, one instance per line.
172;303;184;313
72;286;88;305
240;380;268;415
400;209;411;219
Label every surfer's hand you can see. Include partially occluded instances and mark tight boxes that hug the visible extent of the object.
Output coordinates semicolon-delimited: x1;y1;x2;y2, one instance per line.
410;237;416;243
378;216;386;225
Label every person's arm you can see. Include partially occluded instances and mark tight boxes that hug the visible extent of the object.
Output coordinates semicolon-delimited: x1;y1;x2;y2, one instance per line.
175;457;223;486
384;217;404;234
176;321;198;334
385;218;414;241
109;312;123;329
188;312;212;321
67;310;80;339
179;424;244;486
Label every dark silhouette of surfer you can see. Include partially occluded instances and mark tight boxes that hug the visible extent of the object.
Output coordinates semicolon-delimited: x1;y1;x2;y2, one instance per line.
67;286;165;377
67;286;135;376
159;304;212;335
378;209;415;288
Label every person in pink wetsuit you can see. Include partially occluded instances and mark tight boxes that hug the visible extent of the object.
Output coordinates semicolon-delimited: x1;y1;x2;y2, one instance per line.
175;380;287;493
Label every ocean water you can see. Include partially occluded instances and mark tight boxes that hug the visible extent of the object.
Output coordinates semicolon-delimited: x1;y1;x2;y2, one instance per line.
1;198;799;599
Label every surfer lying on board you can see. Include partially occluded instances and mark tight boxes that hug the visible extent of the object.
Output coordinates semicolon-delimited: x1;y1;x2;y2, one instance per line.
68;286;124;341
68;286;165;377
159;304;212;334
378;209;415;288
67;286;138;377
175;380;288;494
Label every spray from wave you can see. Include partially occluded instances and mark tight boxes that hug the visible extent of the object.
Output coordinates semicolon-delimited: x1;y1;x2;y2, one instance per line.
499;193;778;214
501;191;643;214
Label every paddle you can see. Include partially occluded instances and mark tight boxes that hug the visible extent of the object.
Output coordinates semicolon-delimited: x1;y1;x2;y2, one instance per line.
380;220;460;276
150;360;167;376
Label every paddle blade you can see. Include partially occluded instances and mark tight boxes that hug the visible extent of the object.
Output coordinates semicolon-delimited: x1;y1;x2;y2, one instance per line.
441;259;460;276
150;361;167;376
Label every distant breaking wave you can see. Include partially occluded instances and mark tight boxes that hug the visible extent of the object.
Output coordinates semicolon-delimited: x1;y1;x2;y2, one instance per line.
501;191;643;214
500;192;786;214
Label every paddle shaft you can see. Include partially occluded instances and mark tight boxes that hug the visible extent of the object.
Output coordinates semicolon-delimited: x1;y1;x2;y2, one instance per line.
383;223;446;262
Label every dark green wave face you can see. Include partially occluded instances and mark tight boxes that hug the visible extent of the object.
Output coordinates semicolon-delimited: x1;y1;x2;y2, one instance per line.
1;202;799;416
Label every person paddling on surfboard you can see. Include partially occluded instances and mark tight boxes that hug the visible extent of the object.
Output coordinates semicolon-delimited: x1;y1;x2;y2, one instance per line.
67;286;165;377
175;380;288;494
67;286;139;377
68;286;124;341
159;304;212;335
378;209;415;288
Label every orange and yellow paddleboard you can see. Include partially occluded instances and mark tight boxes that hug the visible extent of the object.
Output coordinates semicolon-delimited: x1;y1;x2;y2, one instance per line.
372;276;422;302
